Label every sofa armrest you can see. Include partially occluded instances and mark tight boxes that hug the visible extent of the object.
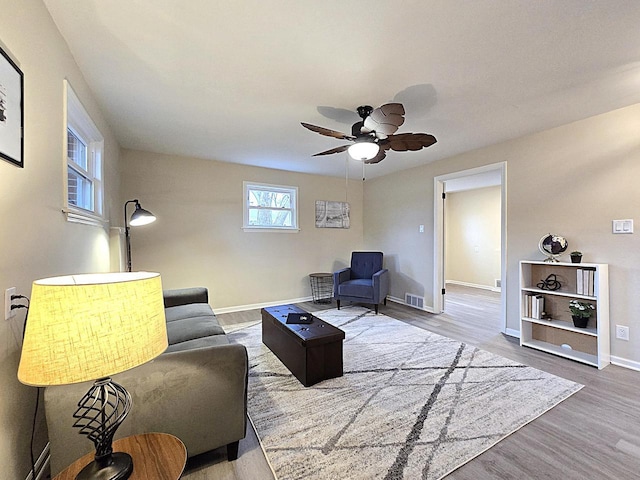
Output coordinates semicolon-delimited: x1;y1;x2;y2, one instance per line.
163;287;209;308
372;269;390;303
44;343;248;476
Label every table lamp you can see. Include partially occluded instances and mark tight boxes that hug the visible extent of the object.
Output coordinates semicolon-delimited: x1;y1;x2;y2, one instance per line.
18;272;168;480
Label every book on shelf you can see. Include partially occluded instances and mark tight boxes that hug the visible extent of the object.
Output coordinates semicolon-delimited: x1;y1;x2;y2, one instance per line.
576;268;583;295
577;267;595;296
523;292;544;319
536;295;544;319
532;295;544;320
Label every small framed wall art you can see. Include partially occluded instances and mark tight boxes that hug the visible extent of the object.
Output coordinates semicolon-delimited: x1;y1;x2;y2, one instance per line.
315;200;350;228
0;45;24;168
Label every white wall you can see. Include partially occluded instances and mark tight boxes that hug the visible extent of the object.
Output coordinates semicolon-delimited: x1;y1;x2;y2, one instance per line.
365;103;640;367
0;1;121;477
445;186;501;288
120;149;364;310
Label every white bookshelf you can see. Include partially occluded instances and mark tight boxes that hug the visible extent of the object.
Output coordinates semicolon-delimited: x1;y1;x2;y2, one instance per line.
519;260;610;369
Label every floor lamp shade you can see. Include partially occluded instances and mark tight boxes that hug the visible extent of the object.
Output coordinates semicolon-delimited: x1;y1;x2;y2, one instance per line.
124;199;156;273
18;272;168;386
129;203;156;226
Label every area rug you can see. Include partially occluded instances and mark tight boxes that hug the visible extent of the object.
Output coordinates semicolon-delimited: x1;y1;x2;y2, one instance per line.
228;307;583;480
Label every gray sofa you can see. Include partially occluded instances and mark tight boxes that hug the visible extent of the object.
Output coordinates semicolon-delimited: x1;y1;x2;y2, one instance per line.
44;287;248;476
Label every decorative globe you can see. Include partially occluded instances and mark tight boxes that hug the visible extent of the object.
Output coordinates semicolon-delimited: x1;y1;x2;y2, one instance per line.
539;234;568;262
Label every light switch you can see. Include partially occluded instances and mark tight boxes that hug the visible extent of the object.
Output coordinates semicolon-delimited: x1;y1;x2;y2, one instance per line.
613;219;634;234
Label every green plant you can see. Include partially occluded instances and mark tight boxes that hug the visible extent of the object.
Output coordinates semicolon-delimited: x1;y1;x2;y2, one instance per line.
570;251;582;255
569;300;594;318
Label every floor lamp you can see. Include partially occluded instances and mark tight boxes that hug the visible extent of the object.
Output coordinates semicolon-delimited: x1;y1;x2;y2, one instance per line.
124;199;156;272
18;272;168;480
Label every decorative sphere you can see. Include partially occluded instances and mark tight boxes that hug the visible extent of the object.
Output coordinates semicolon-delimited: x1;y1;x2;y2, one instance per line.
539;234;568;259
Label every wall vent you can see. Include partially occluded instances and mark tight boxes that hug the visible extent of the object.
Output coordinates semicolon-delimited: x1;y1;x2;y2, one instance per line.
405;293;425;310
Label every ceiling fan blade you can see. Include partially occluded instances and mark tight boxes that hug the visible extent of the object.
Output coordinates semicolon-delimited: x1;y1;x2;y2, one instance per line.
378;102;405;117
387;133;437;152
317;106;359;124
364;150;387;164
363;103;406;137
301;122;354;140
312;145;350;156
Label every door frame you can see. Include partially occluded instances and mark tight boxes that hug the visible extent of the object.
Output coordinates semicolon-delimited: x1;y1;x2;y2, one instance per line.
433;162;507;333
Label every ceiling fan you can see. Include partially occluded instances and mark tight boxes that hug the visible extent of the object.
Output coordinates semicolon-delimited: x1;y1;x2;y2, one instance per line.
301;103;437;164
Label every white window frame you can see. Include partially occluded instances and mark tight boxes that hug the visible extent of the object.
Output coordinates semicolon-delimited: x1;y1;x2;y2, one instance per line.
63;80;105;226
243;181;299;232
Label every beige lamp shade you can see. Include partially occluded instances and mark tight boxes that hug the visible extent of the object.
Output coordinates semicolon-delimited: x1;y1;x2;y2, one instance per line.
18;272;168;386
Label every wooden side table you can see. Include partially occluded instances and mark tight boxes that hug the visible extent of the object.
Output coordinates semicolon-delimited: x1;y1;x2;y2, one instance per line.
54;432;187;480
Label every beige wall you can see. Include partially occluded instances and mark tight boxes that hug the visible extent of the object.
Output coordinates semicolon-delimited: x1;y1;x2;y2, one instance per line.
4;3;640;476
120;149;364;310
445;186;501;288
0;0;121;476
365;103;640;367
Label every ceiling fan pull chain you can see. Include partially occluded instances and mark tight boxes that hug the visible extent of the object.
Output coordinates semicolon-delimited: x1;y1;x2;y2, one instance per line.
345;154;349;203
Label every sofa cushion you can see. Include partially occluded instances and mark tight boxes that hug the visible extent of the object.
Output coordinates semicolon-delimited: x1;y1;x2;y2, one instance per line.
165;334;229;352
163;287;208;307
162;288;229;351
166;315;225;344
165;303;215;323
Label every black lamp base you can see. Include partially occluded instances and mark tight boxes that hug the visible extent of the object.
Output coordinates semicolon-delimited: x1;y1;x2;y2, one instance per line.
76;452;133;480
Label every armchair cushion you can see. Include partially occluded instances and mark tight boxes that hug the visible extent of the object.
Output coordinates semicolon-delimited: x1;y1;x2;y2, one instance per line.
351;252;383;278
338;278;374;299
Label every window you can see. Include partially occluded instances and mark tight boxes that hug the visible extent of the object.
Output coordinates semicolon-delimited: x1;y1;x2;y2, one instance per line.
64;80;104;225
243;182;298;231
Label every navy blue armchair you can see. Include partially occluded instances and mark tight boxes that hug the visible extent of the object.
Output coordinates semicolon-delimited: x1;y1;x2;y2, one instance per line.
334;251;389;314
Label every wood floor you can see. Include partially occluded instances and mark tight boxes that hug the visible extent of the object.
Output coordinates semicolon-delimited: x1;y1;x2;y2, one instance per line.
183;285;640;479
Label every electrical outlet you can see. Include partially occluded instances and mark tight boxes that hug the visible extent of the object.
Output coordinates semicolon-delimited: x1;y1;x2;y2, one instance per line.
615;325;630;341
5;287;16;320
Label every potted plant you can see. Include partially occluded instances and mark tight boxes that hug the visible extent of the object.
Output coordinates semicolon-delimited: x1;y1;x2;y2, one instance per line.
570;251;582;263
569;299;594;328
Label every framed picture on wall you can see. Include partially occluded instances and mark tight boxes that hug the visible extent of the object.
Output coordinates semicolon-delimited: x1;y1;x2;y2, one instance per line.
0;45;24;168
315;200;350;228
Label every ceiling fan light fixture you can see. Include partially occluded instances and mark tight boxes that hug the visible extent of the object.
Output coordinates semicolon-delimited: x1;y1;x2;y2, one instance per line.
348;141;379;161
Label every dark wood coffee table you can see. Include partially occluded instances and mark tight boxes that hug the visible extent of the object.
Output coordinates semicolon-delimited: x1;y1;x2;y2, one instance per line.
261;304;345;387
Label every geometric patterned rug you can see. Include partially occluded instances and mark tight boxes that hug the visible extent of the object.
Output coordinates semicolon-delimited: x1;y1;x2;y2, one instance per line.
229;307;583;480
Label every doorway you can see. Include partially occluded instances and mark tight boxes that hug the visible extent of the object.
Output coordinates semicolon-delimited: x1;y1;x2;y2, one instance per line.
433;163;507;333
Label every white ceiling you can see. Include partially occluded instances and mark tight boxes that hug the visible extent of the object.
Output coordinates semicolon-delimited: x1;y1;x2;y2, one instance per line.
43;0;640;179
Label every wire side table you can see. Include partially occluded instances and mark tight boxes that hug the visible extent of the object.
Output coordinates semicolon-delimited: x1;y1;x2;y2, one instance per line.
309;272;333;304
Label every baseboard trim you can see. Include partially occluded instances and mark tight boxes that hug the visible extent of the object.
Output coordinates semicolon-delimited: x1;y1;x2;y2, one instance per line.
610;356;640;372
25;442;49;480
216;295;442;315
215;296;314;314
446;280;501;293
504;328;520;338
387;295;438;314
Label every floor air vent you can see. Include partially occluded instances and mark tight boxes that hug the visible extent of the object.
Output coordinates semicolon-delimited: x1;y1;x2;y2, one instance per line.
405;293;424;310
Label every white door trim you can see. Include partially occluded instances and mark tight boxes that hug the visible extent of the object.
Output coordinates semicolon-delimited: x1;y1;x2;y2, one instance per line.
433;162;508;333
